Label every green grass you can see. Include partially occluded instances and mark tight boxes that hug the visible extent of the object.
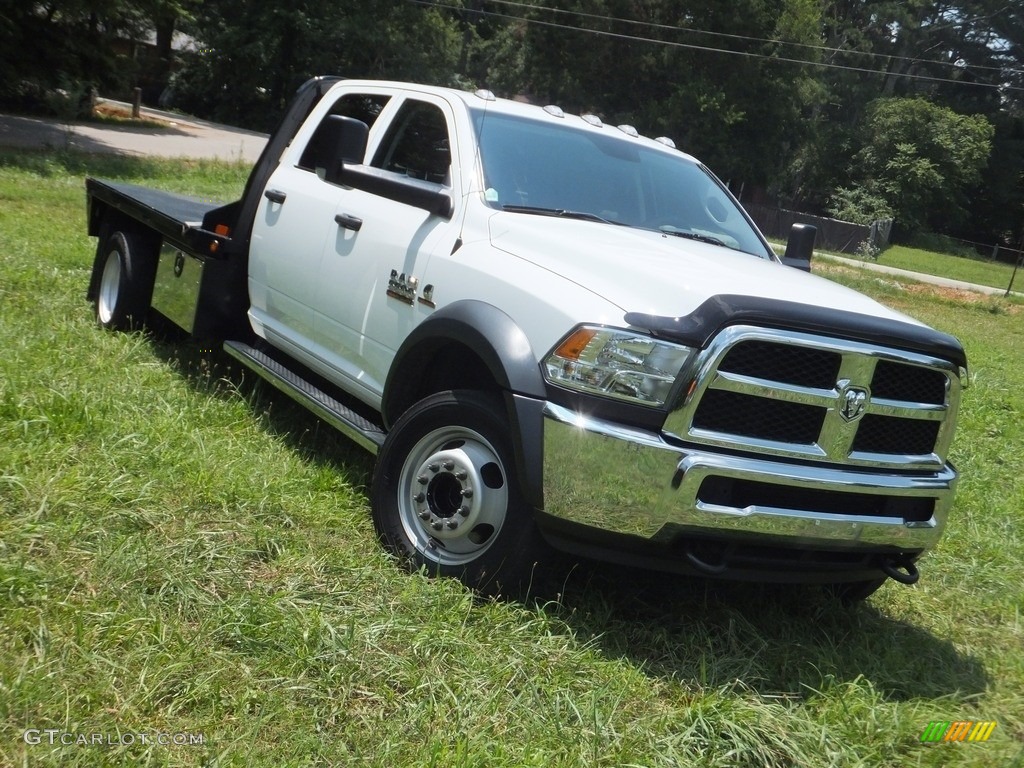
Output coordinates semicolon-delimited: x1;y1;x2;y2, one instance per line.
1;148;1022;767
862;244;1019;293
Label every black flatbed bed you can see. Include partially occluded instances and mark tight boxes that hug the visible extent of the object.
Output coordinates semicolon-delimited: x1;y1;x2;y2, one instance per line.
86;178;233;257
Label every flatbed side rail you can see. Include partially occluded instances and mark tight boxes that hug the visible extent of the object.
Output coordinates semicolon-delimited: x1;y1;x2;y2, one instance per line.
86;177;233;257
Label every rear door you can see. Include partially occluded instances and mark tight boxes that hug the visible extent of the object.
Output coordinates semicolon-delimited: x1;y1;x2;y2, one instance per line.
247;91;391;362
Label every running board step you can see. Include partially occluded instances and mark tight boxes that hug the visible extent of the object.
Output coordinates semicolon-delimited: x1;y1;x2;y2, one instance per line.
224;340;386;455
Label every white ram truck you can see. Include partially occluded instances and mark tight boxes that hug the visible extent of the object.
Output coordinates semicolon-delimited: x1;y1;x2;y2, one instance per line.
86;77;967;599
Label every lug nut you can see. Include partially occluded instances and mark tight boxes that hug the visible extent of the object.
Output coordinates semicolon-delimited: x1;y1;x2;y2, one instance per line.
443;460;455;471
446;520;459;530
414;493;425;503
428;463;440;473
455;470;467;481
419;511;431;521
461;489;474;499
458;506;470;516
417;475;429;485
431;521;443;531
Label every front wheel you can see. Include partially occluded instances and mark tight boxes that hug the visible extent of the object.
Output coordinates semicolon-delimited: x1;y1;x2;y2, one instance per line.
370;390;545;595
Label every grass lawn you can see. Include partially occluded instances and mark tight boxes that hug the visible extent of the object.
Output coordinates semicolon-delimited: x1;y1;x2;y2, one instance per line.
854;244;1019;294
1;149;1022;767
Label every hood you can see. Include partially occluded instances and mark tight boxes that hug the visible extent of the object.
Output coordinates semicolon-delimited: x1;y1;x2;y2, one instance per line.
487;212;919;326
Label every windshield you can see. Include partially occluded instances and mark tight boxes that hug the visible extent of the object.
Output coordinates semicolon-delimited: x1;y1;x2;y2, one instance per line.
472;110;772;259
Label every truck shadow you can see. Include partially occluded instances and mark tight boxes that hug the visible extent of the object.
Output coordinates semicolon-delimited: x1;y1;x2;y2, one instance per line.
536;560;989;702
148;340;376;487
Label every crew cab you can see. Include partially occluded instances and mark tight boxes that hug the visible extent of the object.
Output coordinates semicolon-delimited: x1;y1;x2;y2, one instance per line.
85;77;967;599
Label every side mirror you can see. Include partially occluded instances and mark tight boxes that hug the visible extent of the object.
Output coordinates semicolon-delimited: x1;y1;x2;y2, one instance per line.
323;115;369;185
342;166;454;219
781;223;816;272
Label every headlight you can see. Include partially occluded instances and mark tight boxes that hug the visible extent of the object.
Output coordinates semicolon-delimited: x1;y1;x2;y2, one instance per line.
543;326;696;406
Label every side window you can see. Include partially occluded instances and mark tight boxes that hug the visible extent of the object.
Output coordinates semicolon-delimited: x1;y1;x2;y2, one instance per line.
371;101;451;185
299;93;390;175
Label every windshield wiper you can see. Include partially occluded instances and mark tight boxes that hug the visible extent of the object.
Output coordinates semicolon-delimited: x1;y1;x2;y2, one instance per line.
658;226;728;248
502;205;621;225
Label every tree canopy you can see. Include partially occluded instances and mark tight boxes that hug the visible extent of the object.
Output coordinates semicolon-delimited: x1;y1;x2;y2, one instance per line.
2;0;1022;246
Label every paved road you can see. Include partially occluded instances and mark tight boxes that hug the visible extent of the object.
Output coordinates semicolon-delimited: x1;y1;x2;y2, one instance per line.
0;99;267;162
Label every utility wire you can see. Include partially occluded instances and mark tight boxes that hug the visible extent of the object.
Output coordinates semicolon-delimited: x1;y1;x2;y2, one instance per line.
411;0;1022;92
481;0;1021;75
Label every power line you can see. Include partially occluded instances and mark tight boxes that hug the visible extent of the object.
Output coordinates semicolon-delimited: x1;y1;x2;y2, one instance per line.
411;0;1022;92
481;0;1021;76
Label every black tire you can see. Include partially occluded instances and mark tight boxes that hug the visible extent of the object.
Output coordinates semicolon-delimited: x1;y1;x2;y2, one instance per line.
370;390;546;595
94;230;157;331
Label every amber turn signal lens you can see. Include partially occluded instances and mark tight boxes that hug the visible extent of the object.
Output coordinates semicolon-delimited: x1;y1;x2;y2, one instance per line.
553;327;599;360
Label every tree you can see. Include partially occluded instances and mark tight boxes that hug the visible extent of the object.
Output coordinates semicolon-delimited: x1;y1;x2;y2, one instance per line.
0;0;198;113
479;0;825;190
170;0;464;131
844;97;994;232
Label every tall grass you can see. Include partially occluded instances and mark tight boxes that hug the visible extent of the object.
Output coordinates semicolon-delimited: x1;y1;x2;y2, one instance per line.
1;149;1022;767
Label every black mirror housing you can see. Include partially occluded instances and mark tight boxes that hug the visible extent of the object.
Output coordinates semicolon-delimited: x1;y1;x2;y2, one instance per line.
323;115;369;185
341;165;454;219
781;223;816;272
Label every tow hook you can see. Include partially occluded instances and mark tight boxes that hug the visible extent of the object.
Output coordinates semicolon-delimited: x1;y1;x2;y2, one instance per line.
881;556;920;585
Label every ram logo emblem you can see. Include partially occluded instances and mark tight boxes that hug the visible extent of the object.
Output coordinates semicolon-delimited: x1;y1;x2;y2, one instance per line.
839;384;870;423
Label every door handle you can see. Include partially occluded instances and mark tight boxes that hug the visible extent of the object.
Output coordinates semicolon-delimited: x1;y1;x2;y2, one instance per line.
335;213;363;232
264;189;287;204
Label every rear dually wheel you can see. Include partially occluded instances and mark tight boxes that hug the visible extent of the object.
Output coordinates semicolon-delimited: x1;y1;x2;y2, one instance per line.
94;230;157;331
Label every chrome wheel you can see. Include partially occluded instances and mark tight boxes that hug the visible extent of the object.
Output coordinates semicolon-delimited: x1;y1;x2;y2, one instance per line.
97;248;121;326
370;390;546;593
397;425;508;566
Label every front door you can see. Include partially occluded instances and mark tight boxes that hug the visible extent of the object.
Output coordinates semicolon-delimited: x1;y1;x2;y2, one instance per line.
310;96;462;408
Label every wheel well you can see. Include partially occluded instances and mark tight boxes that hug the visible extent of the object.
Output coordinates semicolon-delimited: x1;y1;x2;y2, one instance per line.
384;341;501;428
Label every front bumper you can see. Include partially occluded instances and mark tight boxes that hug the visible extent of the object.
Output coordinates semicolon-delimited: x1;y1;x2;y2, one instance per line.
540;402;957;580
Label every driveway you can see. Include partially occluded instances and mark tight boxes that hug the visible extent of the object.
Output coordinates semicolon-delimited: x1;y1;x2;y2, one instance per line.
0;99;267;162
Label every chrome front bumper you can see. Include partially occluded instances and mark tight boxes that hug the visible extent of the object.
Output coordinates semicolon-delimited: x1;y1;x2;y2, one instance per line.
541;403;957;552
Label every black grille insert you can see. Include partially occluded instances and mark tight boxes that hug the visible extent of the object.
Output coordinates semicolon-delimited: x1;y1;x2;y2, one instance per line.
692;390;824;444
718;341;841;389
872;360;948;405
854;415;941;455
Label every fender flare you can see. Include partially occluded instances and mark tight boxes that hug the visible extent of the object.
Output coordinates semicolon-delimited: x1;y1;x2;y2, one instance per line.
382;301;548;509
382;300;546;428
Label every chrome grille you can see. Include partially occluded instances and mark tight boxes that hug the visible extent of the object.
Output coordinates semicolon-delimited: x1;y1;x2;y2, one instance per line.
665;327;961;470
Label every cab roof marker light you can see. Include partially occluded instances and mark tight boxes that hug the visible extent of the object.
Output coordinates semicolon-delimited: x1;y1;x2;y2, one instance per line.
543;105;565;118
655;136;677;148
581;114;603;127
617;124;639;138
474;89;496;102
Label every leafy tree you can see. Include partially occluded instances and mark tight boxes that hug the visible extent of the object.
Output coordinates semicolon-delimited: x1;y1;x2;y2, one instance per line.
847;97;994;232
170;0;464;131
481;0;824;190
0;0;198;113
